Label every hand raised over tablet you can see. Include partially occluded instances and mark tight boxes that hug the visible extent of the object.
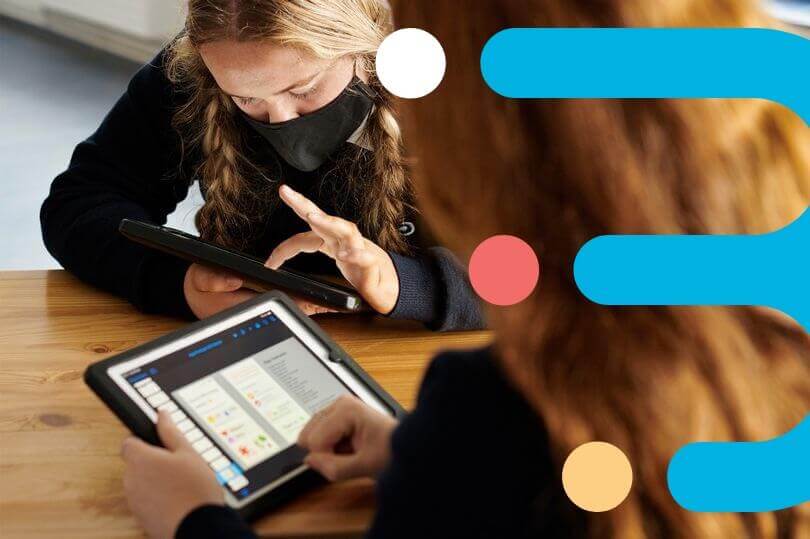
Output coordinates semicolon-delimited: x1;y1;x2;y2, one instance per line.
121;411;222;539
265;185;400;315
297;395;398;481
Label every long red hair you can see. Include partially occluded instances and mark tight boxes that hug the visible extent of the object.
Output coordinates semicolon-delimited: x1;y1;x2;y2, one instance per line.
396;1;810;536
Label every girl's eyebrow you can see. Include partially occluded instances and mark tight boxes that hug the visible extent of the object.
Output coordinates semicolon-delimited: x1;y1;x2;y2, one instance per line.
229;61;339;99
277;70;321;94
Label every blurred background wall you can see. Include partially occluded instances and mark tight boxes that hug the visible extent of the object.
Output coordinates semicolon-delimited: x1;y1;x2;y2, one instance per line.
0;1;202;270
0;0;184;62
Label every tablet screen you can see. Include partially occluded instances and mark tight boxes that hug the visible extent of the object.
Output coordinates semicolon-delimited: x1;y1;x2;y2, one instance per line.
106;301;376;505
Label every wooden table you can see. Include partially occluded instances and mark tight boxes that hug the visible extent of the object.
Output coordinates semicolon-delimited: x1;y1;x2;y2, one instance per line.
0;271;491;538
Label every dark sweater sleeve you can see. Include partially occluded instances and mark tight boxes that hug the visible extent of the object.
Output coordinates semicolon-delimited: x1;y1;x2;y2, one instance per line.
386;248;485;331
176;505;257;539
366;349;553;539
366;352;483;538
40;51;194;319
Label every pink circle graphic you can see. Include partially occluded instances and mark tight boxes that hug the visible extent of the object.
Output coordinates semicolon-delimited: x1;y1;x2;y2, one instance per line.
469;235;540;306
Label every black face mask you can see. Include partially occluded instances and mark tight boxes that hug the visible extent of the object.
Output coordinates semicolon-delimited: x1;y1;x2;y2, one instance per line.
241;77;376;172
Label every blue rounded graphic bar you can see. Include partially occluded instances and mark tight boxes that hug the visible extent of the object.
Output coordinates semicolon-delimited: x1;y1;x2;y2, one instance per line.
668;414;810;512
574;207;810;332
481;28;809;124
481;26;810;514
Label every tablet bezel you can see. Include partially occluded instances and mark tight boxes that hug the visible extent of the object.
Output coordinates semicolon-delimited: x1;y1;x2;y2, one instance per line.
85;292;404;516
119;219;365;312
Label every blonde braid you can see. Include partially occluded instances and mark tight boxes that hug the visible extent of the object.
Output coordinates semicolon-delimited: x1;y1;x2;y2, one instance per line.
356;86;413;254
195;92;255;249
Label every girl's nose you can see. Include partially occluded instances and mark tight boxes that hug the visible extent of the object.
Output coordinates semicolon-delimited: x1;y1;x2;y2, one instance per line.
265;100;299;124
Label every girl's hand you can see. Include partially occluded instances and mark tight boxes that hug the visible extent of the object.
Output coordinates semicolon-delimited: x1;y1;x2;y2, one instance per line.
183;263;332;318
183;263;256;319
121;411;223;539
297;395;398;481
265;185;400;315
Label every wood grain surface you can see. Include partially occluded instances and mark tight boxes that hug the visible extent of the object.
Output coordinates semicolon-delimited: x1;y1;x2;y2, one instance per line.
0;271;491;538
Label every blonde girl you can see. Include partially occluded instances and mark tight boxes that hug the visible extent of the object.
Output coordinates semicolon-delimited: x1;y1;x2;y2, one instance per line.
42;0;482;331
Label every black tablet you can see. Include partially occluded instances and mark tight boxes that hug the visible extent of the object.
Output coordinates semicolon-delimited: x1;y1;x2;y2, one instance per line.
85;292;404;520
119;219;365;312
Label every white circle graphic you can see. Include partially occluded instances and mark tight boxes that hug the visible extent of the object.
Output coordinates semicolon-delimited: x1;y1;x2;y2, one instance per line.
375;28;446;99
